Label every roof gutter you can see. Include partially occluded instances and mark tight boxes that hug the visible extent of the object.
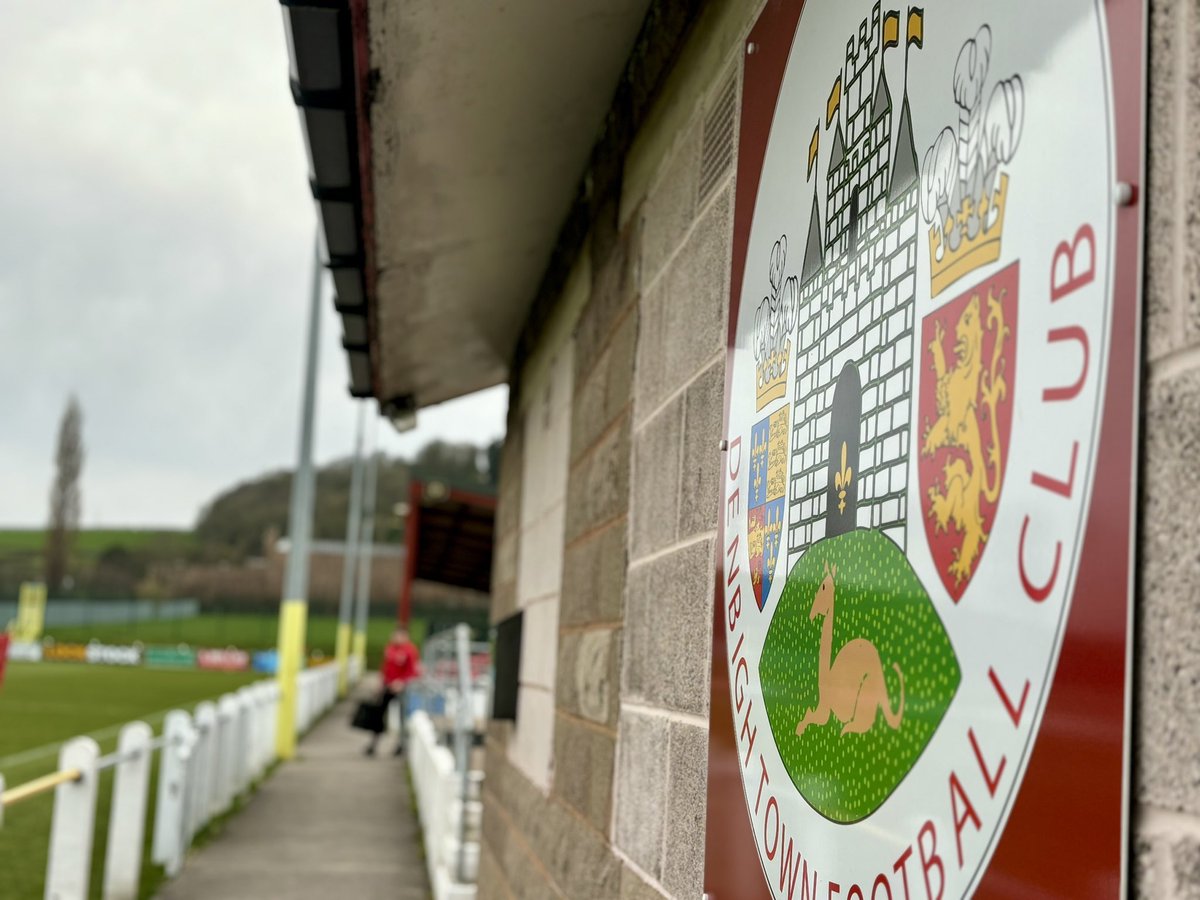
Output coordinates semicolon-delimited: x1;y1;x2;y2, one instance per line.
280;0;380;402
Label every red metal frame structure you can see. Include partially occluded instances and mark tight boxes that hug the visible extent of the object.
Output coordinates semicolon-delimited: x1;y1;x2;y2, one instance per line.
397;481;497;626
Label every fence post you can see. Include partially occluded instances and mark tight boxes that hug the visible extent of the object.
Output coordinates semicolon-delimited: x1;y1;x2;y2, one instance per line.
204;700;222;821
298;671;310;735
230;692;247;797
102;722;153;900
262;682;275;771
237;688;252;791
261;682;275;770
192;701;216;833
216;695;238;814
453;624;473;884
240;686;258;785
45;736;100;900
180;732;198;850
247;685;263;780
268;681;279;763
151;712;191;874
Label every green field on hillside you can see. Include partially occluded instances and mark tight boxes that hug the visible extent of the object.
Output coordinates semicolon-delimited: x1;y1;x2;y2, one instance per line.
0;663;264;899
0;528;195;558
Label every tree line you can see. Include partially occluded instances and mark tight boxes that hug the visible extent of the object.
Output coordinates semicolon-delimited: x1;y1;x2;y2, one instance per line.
193;438;501;561
7;395;500;598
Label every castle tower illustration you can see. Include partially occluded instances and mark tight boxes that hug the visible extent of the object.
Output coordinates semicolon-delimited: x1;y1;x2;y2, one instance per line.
787;3;922;566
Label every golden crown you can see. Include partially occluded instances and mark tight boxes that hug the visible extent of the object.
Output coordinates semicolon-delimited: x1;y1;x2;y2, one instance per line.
928;174;1010;297
756;343;790;410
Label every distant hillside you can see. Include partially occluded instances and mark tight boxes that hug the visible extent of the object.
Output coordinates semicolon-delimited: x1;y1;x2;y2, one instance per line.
194;439;500;560
0;528;196;598
0;439;501;599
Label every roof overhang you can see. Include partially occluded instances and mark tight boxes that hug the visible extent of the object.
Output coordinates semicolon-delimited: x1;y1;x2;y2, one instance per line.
282;0;375;399
282;0;653;412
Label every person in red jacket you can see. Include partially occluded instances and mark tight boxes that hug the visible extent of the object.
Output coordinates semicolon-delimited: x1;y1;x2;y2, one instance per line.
365;626;421;757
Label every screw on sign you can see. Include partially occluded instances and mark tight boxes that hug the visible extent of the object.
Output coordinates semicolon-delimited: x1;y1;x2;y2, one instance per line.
709;1;1142;897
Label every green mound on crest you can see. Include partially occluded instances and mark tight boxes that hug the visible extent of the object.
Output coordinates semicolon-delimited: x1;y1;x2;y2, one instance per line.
760;528;960;823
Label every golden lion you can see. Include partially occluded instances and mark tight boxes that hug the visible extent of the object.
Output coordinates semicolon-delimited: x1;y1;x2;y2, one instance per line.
921;289;1009;587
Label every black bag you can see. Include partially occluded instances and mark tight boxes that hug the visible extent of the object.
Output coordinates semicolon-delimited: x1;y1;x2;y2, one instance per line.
351;699;386;733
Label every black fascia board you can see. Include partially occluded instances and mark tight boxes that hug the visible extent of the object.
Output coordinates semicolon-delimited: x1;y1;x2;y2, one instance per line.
290;79;351;111
280;0;376;399
311;181;356;203
280;0;342;8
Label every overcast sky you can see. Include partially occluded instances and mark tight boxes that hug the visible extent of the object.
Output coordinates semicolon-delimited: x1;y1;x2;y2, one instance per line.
0;2;508;529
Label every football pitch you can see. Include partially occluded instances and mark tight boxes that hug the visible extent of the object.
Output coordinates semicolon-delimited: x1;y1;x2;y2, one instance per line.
0;663;265;899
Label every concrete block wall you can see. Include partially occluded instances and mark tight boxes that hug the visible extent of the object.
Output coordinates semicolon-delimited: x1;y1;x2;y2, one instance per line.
478;200;644;899
1134;0;1200;894
508;345;574;791
611;71;734;896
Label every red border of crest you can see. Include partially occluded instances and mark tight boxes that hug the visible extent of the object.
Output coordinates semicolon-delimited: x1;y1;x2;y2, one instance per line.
704;1;1145;896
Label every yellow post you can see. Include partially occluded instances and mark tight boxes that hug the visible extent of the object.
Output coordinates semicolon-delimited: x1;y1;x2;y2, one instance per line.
335;621;352;697
352;630;367;680
275;599;308;760
32;584;46;640
10;583;47;642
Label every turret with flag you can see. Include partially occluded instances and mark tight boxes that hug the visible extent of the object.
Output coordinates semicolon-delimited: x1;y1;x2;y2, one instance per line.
884;10;900;49
907;7;924;49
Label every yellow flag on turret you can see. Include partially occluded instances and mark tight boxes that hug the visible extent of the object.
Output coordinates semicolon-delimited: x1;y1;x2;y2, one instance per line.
883;11;900;49
907;7;924;48
808;126;819;179
826;76;841;127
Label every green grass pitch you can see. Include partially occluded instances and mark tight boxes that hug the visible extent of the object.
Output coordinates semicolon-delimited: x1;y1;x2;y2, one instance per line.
0;663;263;899
0;613;419;897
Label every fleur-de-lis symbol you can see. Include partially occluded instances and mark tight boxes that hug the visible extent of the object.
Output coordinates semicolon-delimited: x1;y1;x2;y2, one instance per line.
834;441;853;514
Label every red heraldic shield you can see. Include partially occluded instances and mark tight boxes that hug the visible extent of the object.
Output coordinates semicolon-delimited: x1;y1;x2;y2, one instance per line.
917;261;1018;601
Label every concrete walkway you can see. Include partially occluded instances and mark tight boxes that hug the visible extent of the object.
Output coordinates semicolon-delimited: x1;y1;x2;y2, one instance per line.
157;684;429;900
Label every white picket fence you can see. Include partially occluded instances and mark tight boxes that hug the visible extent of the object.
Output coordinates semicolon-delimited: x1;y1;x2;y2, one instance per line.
406;623;486;900
0;662;339;900
408;711;482;900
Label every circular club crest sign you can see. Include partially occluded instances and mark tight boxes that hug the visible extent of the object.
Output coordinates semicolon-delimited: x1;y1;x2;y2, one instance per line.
718;2;1136;897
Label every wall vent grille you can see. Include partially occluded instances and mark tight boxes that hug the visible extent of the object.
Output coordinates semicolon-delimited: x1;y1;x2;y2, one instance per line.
699;65;739;204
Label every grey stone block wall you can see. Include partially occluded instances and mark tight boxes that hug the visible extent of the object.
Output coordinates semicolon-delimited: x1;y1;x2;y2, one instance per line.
1136;0;1200;895
480;197;644;897
611;77;734;897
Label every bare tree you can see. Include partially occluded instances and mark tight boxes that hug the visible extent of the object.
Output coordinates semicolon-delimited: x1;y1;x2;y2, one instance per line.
45;395;84;591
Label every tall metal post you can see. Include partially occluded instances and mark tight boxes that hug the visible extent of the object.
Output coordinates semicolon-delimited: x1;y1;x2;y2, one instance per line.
275;235;323;760
352;421;380;674
335;403;367;697
453;623;473;883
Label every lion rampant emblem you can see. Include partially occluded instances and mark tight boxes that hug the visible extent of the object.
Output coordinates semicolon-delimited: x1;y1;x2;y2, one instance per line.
921;288;1010;587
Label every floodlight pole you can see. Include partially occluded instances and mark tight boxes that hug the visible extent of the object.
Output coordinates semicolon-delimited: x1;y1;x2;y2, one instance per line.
352;427;380;676
335;403;367;697
276;234;323;761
